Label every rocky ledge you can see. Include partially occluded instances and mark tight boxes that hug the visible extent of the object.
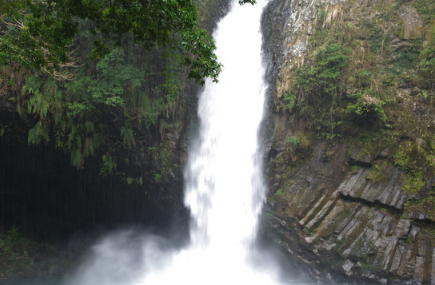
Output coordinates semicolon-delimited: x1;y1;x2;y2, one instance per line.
265;142;435;283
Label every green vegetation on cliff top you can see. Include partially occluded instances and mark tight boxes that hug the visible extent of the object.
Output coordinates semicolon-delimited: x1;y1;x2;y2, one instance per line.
0;0;256;178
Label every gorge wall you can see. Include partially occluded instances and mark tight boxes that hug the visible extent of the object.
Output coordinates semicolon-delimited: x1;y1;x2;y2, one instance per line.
262;0;435;283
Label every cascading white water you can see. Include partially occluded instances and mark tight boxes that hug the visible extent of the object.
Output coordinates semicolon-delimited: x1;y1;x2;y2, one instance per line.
65;1;278;284
186;0;268;251
135;0;276;283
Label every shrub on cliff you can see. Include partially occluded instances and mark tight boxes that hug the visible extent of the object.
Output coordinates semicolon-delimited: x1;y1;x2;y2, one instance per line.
420;24;435;87
284;37;350;137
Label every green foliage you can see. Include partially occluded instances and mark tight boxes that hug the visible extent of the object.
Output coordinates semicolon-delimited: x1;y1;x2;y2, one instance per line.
403;170;425;194
284;92;295;111
366;22;390;54
126;176;143;185
121;120;135;148
2;38;189;171
394;141;415;167
148;143;176;182
345;90;387;122
391;139;435;194
426;153;435;169
272;188;285;200
283;32;351;136
4;225;21;246
367;160;390;183
347;131;389;159
394;44;420;70
0;0;225;84
290;38;347;97
414;0;435;22
419;24;435;80
405;187;435;221
1;0;261;177
286;136;300;149
0;1;74;71
310;39;349;95
279;13;398;139
317;9;327;26
100;154;117;176
0;226;24;268
0;225;75;277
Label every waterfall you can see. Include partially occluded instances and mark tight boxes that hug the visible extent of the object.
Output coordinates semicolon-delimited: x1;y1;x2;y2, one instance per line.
137;0;276;283
186;0;268;251
64;1;278;284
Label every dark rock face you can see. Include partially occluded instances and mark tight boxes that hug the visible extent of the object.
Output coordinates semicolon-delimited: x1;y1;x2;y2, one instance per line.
260;0;435;283
339;166;407;210
264;140;435;283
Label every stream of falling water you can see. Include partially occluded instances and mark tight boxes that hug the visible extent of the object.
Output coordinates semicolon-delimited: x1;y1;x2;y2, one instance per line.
65;1;278;284
138;0;276;283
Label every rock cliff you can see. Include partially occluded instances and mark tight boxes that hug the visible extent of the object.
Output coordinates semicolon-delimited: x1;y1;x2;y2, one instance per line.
261;0;435;282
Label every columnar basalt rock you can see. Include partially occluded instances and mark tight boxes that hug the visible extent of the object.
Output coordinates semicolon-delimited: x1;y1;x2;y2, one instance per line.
264;141;435;282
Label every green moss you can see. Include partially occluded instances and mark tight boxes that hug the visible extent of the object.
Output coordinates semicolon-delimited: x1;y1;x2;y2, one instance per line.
426;153;435;169
147;142;177;182
398;21;405;38
403;170;425;194
394;43;421;70
347;165;361;177
404;186;435;225
323;149;335;162
420;223;435;239
367;22;390;53
394;140;414;167
392;138;435;175
286;136;300;149
333;237;347;253
367;160;390;183
414;0;435;23
419;24;435;79
347;131;390;160
272;189;286;199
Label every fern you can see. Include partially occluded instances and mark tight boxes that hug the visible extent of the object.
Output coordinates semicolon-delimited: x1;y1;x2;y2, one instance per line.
121;120;135;148
71;150;82;168
85;121;94;133
4;36;188;173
